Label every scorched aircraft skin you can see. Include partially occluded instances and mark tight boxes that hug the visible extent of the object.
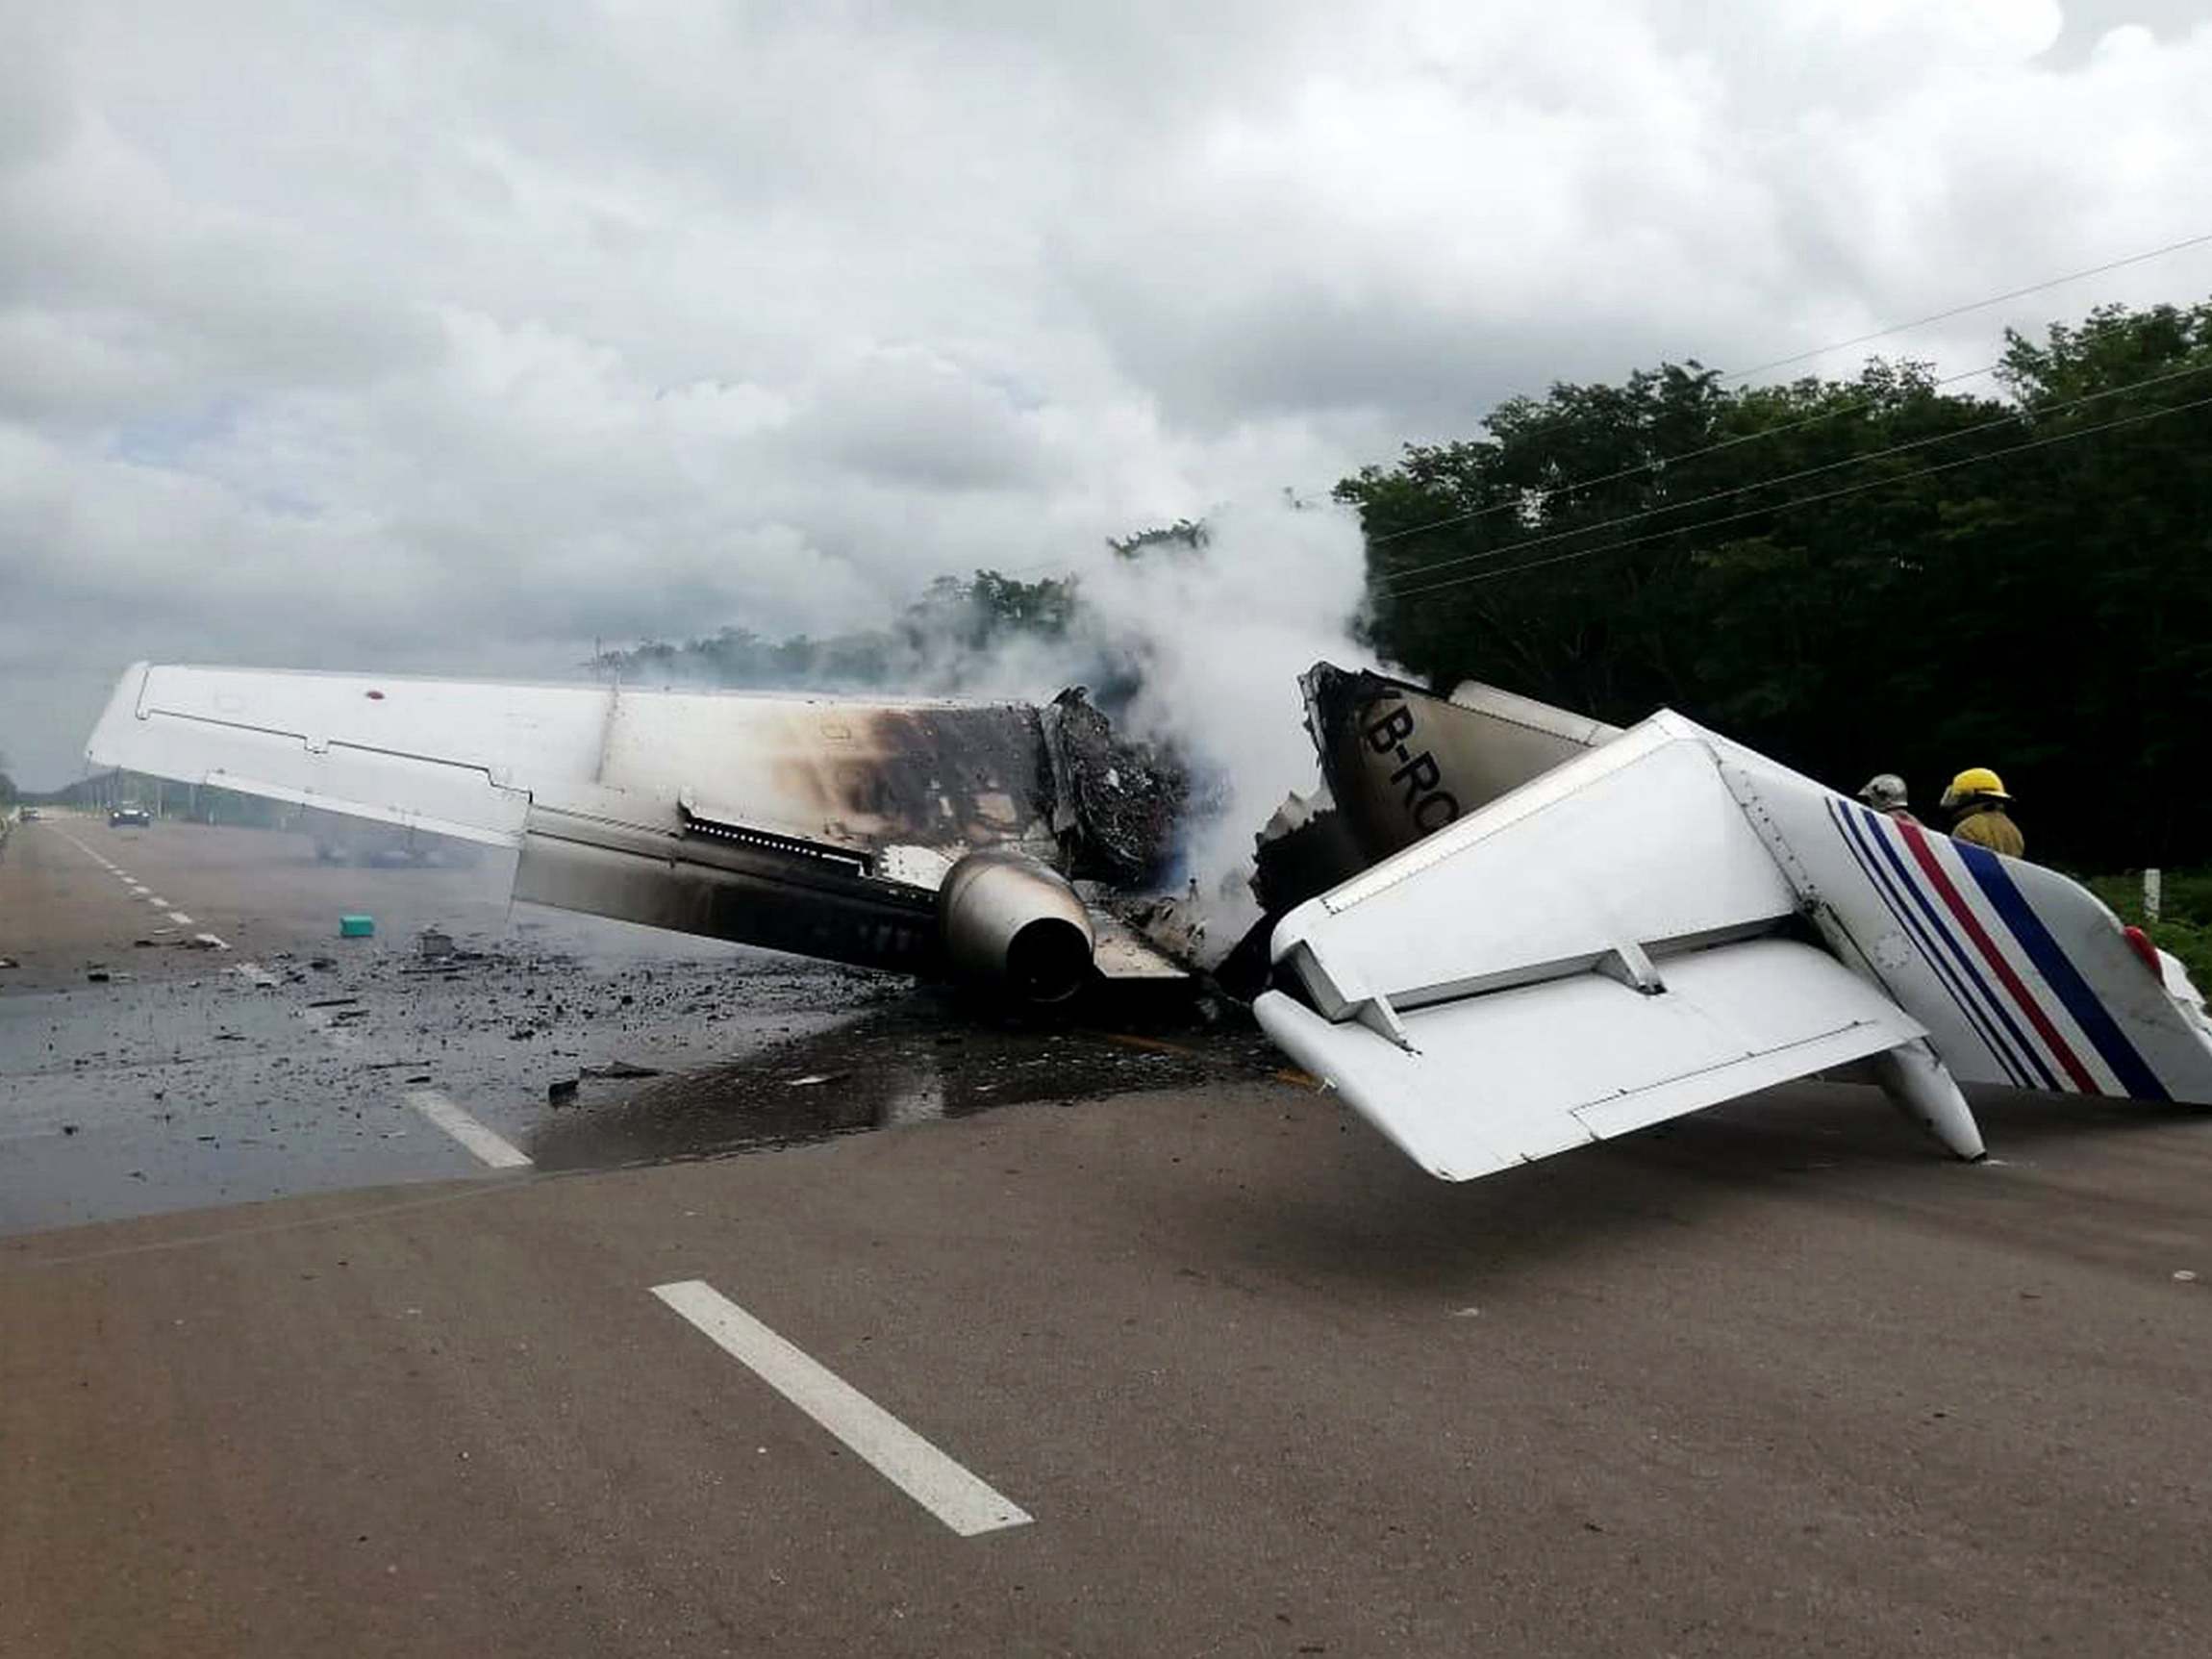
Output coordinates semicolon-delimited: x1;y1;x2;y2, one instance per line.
87;658;2212;1183
84;664;1189;1004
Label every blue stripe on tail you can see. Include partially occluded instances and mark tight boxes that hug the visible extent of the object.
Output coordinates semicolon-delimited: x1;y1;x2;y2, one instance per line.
1952;842;2167;1101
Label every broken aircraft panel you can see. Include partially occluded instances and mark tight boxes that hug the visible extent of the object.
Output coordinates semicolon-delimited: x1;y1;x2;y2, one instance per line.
84;663;1192;995
86;656;2212;1188
1297;662;1621;867
1270;671;2212;1180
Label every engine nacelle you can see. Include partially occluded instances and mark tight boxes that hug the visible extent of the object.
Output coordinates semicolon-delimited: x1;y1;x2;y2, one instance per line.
937;848;1096;1005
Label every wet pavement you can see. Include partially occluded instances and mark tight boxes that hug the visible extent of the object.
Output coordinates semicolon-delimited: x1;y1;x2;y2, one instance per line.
1;814;1260;1233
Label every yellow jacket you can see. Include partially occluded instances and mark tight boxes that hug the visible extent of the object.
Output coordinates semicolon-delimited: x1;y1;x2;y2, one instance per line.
1951;805;2023;858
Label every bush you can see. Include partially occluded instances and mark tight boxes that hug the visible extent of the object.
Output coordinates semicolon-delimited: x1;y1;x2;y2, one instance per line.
2086;870;2212;993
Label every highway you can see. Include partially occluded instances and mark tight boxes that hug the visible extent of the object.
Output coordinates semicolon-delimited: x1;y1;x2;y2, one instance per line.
5;813;2211;1656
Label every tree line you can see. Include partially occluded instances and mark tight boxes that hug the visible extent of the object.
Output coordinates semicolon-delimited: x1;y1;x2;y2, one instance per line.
1339;297;2212;870
591;567;1080;693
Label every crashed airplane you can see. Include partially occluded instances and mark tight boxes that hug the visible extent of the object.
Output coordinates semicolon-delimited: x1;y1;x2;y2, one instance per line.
88;659;2212;1182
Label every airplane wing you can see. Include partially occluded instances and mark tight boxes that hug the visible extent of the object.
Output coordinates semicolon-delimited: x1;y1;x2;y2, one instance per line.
1257;716;1923;1180
1257;940;1920;1180
87;662;1187;993
1277;666;2212;1181
85;661;1062;854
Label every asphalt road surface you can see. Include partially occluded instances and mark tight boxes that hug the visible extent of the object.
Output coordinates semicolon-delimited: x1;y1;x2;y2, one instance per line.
4;813;2211;1656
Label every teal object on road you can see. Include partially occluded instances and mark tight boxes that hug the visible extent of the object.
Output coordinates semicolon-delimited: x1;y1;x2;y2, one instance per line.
339;915;376;939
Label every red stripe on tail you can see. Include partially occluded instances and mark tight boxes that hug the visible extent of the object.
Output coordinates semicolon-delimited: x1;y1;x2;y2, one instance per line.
1897;822;2098;1092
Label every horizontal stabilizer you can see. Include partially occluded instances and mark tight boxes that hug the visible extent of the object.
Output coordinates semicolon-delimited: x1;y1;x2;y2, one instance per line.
1256;938;1923;1180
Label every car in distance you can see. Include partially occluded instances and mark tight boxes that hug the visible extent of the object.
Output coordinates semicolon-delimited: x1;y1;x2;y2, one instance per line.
109;804;152;827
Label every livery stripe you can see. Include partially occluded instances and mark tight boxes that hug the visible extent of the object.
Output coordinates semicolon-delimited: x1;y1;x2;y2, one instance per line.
1851;806;2058;1092
1895;821;2099;1093
1952;842;2169;1101
1830;802;2030;1088
1829;802;2039;1089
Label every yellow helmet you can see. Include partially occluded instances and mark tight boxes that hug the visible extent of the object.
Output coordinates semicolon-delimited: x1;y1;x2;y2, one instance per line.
1940;767;2009;809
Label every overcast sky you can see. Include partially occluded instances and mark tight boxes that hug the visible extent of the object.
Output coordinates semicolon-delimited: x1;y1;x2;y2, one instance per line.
5;1;2212;785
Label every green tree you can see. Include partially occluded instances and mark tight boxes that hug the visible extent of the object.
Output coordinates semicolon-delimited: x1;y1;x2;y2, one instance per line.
1340;295;2212;867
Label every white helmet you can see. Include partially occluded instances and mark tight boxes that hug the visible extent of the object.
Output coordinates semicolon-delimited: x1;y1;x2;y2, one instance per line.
1857;773;1909;812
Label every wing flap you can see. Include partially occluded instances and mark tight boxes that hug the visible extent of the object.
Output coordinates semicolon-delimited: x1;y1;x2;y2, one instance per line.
1257;939;1923;1180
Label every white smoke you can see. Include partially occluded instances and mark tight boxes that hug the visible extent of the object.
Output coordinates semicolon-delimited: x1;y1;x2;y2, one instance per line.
1061;497;1379;931
606;493;1381;940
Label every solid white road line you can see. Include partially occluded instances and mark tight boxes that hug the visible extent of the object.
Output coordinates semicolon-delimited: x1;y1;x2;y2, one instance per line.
167;911;195;925
405;1090;533;1169
650;1279;1034;1538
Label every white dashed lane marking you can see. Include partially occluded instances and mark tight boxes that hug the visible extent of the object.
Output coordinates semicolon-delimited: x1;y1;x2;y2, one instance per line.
47;816;533;1176
651;1279;1034;1539
404;1091;533;1169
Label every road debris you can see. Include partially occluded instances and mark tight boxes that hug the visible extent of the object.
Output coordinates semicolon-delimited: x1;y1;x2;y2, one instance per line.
580;1060;662;1080
339;915;375;939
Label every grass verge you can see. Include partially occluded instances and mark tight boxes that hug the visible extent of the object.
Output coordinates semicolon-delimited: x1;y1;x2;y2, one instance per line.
2086;869;2212;992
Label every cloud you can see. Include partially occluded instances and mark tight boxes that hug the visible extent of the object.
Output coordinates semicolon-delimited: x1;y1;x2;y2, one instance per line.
4;0;2212;783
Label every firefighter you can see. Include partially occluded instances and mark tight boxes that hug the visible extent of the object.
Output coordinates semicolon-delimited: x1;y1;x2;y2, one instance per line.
1856;773;1920;825
1941;767;2023;857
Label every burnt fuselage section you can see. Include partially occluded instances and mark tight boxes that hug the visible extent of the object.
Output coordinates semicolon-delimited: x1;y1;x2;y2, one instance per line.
513;685;1191;995
1248;664;1623;924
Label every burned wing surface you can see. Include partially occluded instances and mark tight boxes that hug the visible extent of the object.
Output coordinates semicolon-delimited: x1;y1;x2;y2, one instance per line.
87;663;1185;997
1263;664;2212;1183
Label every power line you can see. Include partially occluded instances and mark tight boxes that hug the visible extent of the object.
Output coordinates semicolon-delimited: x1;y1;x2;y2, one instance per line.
1366;360;2005;549
1381;388;2212;602
1357;230;2212;543
982;232;2212;582
1374;357;2212;591
1717;229;2212;384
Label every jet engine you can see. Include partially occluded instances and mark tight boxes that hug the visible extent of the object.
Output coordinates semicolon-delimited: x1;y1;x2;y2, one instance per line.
937;848;1096;1005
